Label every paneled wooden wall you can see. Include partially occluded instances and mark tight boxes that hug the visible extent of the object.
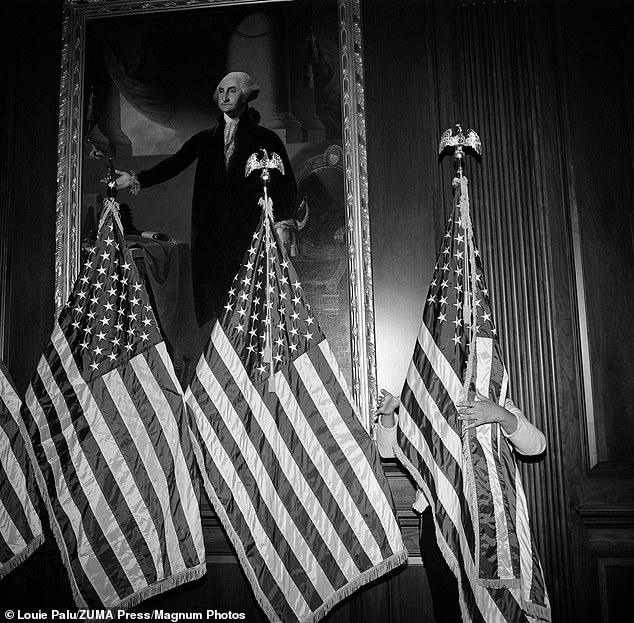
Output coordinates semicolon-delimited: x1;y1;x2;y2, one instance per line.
366;0;634;621
0;0;60;390
451;2;573;614
554;3;634;622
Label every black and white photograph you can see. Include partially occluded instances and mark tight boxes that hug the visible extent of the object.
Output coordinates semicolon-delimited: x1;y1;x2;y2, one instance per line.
1;1;633;622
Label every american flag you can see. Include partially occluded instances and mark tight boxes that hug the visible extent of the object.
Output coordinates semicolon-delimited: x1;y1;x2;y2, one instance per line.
394;176;551;622
0;359;44;579
185;207;406;623
21;198;206;608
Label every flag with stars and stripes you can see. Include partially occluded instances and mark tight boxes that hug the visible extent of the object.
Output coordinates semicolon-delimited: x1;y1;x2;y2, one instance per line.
0;359;44;579
185;204;406;623
393;176;550;622
20;198;206;608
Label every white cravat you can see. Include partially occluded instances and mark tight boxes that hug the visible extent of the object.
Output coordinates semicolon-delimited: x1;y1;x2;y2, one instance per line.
223;114;239;168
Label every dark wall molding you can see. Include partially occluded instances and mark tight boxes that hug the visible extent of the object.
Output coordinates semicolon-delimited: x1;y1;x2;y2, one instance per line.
0;7;18;360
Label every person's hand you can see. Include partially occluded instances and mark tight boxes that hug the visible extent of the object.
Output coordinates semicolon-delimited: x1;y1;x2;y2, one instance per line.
375;389;399;428
457;389;517;433
376;389;399;415
274;221;296;255
114;169;133;190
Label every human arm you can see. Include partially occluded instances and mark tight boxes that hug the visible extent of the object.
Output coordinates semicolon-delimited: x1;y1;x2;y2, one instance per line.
457;390;546;456
266;131;297;222
270;137;298;255
114;131;207;192
375;389;399;458
501;398;546;455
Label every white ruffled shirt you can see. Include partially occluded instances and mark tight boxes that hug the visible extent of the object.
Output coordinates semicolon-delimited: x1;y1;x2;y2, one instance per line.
223;113;239;167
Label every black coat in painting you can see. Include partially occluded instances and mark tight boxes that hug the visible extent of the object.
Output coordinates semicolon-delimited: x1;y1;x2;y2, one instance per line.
137;107;297;326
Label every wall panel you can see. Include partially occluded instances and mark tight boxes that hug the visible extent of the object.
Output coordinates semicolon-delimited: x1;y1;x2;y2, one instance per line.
453;2;573;617
555;2;634;620
365;0;576;619
1;0;61;391
560;1;634;466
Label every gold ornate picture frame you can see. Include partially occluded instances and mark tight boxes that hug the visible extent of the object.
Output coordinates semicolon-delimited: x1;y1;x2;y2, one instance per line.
55;0;376;429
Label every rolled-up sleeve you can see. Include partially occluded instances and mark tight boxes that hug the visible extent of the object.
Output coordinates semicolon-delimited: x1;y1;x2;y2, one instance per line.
502;398;546;456
376;414;398;459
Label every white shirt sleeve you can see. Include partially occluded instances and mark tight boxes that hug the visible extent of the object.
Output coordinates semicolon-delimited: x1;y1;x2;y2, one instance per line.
375;413;398;459
374;414;431;513
502;398;546;456
412;489;430;514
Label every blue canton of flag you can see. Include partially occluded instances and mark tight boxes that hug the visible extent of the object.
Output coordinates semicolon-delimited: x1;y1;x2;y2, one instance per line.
0;359;43;580
394;177;551;623
21;198;206;609
186;208;406;623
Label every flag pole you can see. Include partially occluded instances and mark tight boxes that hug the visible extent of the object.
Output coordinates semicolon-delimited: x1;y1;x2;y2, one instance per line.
245;149;286;391
438;124;482;398
90;141;124;235
262;174;275;391
97;155;125;232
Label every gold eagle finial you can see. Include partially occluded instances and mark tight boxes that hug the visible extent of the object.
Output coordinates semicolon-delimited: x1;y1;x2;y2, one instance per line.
245;149;285;183
438;124;482;157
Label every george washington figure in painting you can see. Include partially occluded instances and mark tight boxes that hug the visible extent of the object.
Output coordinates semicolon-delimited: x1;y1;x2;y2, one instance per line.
115;71;297;327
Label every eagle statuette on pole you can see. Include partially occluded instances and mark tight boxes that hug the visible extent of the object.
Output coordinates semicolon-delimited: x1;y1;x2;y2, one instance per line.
439;124;482;176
